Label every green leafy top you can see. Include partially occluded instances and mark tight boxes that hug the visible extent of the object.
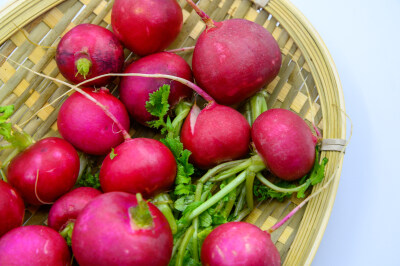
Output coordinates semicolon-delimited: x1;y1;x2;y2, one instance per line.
77;167;101;189
297;156;329;198
145;85;195;196
0;105;33;152
146;85;173;134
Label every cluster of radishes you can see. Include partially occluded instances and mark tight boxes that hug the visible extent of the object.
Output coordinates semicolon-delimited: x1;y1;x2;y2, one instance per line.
0;0;324;265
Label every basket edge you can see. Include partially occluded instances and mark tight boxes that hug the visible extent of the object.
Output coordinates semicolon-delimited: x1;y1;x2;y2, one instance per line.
268;0;346;264
0;0;64;45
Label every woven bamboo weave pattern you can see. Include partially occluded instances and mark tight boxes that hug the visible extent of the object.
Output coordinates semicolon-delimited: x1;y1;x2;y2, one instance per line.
0;0;346;265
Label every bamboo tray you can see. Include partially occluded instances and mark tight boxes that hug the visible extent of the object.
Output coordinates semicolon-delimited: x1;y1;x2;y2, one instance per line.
0;0;346;265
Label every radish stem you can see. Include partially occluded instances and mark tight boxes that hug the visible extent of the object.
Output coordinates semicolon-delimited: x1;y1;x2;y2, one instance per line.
233;184;246;217
185;0;215;28
245;170;256;210
198;159;247;183
256;172;308;193
250;91;268;125
187;170;248;221
175;226;194;266
166;46;195;53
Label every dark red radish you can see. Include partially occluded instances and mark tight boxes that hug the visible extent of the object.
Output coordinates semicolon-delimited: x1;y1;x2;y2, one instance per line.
0;180;24;237
119;52;193;125
201;222;280;266
48;187;102;232
55;23;124;86
111;0;183;56
7;137;80;206
100;138;177;198
0;225;71;266
57;87;130;155
187;1;281;105
252;108;318;181
72;192;173;266
180;102;251;169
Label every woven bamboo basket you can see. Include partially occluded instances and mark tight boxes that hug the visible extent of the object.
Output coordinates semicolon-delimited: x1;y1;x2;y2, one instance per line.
0;0;346;265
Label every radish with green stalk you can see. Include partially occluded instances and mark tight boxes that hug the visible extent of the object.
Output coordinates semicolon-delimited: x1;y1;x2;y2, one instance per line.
186;0;282;105
56;23;124;86
0;106;80;206
72;192;173;266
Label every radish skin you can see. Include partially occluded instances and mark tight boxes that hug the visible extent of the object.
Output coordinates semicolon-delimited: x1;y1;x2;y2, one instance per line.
0;225;71;266
56;24;124;86
119;52;193;126
100;138;177;198
0;180;24;237
181;103;251;169
48;187;102;232
72;192;173;266
112;0;183;56
7;137;80;206
201;222;280;266
187;0;281;105
57;87;130;155
252;108;317;181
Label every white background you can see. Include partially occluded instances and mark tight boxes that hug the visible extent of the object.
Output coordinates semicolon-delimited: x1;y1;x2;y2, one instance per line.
1;0;399;265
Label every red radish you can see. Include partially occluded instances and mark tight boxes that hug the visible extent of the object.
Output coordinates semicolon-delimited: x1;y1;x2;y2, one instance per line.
55;23;124;86
181;103;251;169
72;192;173;266
100;138;177;198
201;222;280;266
0;225;71;265
252;108;318;181
57;87;130;155
7;137;80;206
119;52;193;125
0;180;24;237
48;187;102;232
111;0;183;56
187;1;281;105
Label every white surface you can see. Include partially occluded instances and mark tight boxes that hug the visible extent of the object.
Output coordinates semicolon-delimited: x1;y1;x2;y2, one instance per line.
289;0;400;265
0;0;399;265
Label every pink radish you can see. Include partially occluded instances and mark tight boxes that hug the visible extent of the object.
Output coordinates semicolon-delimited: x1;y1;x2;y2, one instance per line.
57;87;130;155
0;225;71;266
100;138;177;198
181;103;251;169
111;0;183;56
252;108;318;181
201;222;280;266
119;52;193;125
0;180;24;237
72;192;173;266
7;137;80;205
48;187;102;232
55;23;124;86
187;1;281;105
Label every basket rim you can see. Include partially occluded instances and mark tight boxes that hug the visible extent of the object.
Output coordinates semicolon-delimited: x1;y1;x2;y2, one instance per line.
265;0;346;264
0;0;346;265
0;0;63;45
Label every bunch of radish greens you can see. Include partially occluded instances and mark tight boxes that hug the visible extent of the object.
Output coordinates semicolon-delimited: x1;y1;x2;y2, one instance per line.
143;83;328;266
